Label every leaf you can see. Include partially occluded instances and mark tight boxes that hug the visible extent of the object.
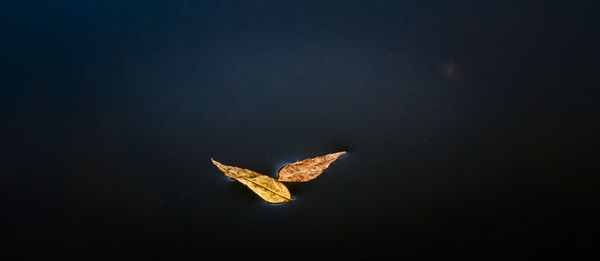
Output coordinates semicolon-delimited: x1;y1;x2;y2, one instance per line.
278;151;346;182
211;158;292;204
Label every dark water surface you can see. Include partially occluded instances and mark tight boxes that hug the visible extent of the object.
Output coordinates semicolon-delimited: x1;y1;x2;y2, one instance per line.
2;1;598;259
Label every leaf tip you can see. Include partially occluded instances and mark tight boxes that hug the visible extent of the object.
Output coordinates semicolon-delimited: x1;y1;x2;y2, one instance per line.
211;158;229;175
331;151;347;160
210;158;221;166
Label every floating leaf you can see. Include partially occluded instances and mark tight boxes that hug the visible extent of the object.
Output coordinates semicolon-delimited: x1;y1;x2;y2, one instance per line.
278;151;346;182
211;158;292;204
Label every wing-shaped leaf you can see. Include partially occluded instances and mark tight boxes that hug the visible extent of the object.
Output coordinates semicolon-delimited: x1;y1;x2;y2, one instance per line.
278;151;346;182
211;158;292;203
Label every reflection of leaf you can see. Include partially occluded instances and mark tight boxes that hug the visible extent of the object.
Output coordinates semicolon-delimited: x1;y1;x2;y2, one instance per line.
211;158;292;204
278;151;346;182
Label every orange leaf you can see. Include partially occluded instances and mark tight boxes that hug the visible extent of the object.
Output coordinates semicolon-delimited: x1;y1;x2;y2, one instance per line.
278;151;346;182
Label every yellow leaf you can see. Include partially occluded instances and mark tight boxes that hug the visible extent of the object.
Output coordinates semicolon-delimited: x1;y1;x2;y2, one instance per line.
278;151;346;182
211;158;292;204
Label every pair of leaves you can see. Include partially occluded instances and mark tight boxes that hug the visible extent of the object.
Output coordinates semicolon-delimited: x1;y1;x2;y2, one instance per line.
211;151;346;204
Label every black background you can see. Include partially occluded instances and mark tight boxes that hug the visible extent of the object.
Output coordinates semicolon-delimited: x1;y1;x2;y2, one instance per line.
2;0;599;259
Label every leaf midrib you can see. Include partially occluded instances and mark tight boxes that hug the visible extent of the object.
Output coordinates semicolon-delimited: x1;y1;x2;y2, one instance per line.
238;176;292;201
